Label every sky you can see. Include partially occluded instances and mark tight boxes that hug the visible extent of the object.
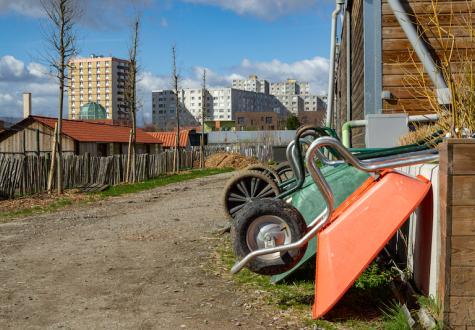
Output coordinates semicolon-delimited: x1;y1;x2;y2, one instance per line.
0;0;335;125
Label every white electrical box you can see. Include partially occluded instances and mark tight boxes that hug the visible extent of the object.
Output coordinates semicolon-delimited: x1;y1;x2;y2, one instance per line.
365;114;408;148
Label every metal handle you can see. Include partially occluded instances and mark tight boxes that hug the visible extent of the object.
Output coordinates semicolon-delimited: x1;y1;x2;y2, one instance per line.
230;137;438;274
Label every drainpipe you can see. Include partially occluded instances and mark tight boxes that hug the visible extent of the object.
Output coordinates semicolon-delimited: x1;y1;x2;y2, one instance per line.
342;120;366;148
345;8;351;123
387;0;451;105
342;114;440;148
325;0;345;128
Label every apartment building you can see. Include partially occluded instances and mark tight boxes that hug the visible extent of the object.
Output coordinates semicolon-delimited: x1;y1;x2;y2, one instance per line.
302;95;326;112
68;55;131;123
152;88;281;131
273;94;304;114
271;79;298;95
232;75;270;94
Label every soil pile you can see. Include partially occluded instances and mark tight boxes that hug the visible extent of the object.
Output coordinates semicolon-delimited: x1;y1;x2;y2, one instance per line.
205;152;259;169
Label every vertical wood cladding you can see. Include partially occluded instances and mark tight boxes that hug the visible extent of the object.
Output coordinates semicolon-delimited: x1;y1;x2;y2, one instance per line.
438;139;475;328
381;0;474;115
335;0;365;147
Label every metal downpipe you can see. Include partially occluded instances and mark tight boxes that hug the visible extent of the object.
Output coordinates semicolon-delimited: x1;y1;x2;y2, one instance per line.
387;0;450;104
325;0;345;128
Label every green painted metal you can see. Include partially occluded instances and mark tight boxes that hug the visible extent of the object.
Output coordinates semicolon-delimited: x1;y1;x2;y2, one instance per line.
271;165;370;283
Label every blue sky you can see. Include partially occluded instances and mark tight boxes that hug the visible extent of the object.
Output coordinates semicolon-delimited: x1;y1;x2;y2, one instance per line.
0;0;334;124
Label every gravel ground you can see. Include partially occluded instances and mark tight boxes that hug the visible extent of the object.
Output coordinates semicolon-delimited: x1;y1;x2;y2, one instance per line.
0;173;306;330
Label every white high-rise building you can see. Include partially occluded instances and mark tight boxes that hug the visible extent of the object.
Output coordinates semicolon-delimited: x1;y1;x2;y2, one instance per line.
152;88;282;131
232;75;270;94
68;55;131;123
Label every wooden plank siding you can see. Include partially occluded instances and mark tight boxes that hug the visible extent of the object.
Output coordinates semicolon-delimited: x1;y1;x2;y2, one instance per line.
335;0;365;147
0;121;75;155
381;0;474;114
438;139;475;328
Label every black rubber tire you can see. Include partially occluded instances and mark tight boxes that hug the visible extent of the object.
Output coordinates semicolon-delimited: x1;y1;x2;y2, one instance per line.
275;161;294;182
245;164;282;184
231;198;307;276
222;170;280;220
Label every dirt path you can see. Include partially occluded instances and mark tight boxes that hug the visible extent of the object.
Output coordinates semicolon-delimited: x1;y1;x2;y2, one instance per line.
0;173;303;329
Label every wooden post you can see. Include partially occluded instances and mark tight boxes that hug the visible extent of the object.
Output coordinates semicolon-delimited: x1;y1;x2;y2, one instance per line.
438;139;475;328
47;123;58;193
36;129;40;156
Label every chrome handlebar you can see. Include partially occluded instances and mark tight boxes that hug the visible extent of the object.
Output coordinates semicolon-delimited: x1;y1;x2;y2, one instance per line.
230;136;438;274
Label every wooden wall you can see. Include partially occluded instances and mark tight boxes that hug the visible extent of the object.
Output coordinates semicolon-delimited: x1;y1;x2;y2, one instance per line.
439;139;475;328
381;0;474;115
335;0;365;147
0;121;75;154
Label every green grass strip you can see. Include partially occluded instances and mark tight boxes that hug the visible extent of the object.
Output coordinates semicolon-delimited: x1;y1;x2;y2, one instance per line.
99;168;233;197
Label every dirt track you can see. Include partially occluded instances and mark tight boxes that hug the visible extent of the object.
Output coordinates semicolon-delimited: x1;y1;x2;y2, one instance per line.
0;173;304;329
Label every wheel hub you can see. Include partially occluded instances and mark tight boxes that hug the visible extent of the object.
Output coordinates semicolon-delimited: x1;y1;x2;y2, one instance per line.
246;215;292;261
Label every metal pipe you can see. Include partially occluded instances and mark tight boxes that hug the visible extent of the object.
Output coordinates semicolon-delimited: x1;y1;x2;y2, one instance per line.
231;137;438;274
387;0;450;104
341;114;440;148
325;0;345;128
342;120;366;148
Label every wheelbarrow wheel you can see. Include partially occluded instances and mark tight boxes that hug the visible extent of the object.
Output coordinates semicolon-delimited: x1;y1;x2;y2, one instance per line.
232;198;307;276
223;170;280;220
275;161;294;182
245;164;281;184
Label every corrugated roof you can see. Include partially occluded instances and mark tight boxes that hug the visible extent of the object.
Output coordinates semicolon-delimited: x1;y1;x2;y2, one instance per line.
147;130;190;148
31;116;161;144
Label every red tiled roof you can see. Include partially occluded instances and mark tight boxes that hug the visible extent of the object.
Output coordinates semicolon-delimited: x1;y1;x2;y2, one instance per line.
147;130;190;148
31;116;161;144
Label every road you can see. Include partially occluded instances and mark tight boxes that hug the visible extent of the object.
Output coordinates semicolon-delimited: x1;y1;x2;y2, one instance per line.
0;173;303;329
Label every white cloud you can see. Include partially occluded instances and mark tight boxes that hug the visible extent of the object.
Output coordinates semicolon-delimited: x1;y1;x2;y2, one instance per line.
0;55;58;118
0;55;25;80
237;56;329;94
181;0;318;19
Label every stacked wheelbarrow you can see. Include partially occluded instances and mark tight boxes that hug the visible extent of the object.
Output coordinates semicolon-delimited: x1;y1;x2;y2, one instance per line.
222;126;440;319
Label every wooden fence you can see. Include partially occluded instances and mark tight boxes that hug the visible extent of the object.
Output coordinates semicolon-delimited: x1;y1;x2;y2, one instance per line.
199;143;274;163
0;150;195;199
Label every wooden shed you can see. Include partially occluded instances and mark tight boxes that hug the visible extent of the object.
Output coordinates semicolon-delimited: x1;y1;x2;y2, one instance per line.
0;116;162;156
335;0;474;147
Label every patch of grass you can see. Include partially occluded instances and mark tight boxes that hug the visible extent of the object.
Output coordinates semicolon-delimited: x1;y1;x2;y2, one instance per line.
0;197;76;221
99;168;233;197
417;295;442;329
214;238;396;329
355;263;396;290
381;302;411;330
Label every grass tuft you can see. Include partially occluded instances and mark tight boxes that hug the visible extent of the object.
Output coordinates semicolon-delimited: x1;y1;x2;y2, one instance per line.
381;302;412;330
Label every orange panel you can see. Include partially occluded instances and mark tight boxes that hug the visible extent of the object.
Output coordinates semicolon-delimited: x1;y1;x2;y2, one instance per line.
312;171;432;319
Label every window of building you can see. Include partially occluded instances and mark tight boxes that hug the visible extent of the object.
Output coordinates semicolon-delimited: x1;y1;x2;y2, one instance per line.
265;117;273;124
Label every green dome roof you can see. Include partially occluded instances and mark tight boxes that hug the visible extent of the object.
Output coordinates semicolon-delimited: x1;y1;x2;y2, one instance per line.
78;102;107;120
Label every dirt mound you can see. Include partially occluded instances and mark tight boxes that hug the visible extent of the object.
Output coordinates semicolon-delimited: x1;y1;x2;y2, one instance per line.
205;152;259;170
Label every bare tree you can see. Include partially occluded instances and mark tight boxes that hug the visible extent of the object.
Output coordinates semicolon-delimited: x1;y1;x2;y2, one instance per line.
172;45;181;173
41;0;79;194
124;16;140;183
200;69;207;169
